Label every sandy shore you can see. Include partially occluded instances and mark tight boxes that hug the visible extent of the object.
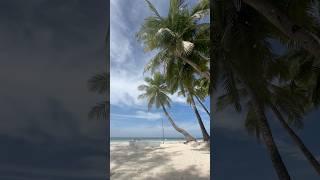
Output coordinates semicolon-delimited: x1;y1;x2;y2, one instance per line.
110;141;210;180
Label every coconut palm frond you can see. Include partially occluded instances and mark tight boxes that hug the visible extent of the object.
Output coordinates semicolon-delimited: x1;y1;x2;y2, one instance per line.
88;73;107;94
191;9;209;20
222;68;242;112
307;0;320;27
88;101;107;120
137;0;210;80
145;0;162;19
144;50;168;73
245;102;262;141
191;0;209;16
138;72;172;111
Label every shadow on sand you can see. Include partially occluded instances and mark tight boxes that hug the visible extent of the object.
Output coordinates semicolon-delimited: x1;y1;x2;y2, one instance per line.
110;144;209;180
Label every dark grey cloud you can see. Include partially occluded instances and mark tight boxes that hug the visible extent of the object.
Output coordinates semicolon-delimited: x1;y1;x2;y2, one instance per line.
0;0;107;179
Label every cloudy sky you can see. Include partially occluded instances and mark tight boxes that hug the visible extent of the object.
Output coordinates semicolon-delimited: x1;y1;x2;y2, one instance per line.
0;0;319;179
110;1;320;179
110;0;210;138
214;105;320;179
211;37;320;179
0;0;107;179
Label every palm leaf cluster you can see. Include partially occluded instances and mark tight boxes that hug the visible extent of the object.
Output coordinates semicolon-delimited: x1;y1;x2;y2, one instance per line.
86;0;320;178
137;0;210;142
87;73;107;120
212;0;320;179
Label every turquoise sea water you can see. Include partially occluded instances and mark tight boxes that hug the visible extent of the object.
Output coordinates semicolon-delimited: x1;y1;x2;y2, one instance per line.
110;137;202;142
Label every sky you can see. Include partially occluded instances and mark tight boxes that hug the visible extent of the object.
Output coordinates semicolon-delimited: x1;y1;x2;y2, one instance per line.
214;105;320;179
110;0;210;138
0;0;107;179
212;53;320;179
210;32;320;179
110;1;320;179
0;0;319;179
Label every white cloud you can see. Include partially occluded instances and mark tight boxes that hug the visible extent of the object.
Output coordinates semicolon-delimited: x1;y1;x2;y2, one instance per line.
136;111;162;120
111;111;162;121
110;0;151;107
169;93;187;104
110;68;145;106
110;0;188;107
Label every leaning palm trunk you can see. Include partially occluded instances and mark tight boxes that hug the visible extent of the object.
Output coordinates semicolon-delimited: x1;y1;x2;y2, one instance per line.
191;96;210;141
271;104;320;175
161;104;196;142
179;56;210;80
195;95;210;116
252;97;291;180
243;0;320;58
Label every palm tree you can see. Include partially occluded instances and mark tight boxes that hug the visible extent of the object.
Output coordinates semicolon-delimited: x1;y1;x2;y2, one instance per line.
241;0;320;57
195;95;210;116
164;58;210;142
194;77;210;116
138;72;196;142
87;73;108;120
216;71;292;180
271;105;320;175
181;88;210;141
137;0;210;80
212;2;292;178
213;1;320;177
272;51;320;175
233;81;320;176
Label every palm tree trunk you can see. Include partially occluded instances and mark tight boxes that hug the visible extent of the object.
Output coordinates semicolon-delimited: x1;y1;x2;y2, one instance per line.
179;56;210;80
191;96;210;141
195;95;210;116
161;104;196;142
253;98;291;180
243;0;320;58
271;105;320;175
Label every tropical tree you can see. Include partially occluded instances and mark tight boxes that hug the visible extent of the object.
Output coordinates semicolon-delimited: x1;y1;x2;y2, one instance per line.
137;0;210;80
241;0;320;57
138;72;196;142
215;61;292;179
219;74;320;176
270;104;320;175
211;1;292;178
180;88;210;141
273;50;320;175
212;0;320;178
87;73;108;120
194;77;210;116
164;57;210;141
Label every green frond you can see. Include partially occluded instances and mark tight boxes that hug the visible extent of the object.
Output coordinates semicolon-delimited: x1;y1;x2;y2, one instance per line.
245;103;262;141
87;73;107;94
138;72;172;110
222;68;242;112
88;101;107;120
144;0;162;19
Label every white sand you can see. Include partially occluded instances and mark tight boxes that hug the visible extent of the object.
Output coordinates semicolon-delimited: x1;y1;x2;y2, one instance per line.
110;141;210;180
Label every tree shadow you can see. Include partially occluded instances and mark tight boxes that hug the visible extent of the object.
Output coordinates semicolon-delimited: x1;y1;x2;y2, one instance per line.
146;166;209;180
110;144;209;180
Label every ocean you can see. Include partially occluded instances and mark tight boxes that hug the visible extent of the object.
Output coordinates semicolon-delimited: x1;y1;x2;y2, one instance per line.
110;137;203;143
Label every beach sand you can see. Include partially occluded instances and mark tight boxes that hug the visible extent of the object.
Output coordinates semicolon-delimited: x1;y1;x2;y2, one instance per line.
110;141;210;180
